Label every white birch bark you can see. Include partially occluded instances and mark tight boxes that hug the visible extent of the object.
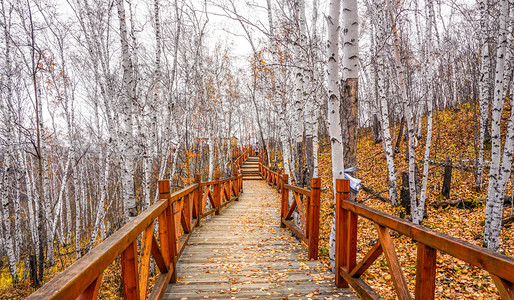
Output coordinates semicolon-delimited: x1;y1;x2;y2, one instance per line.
374;0;398;206
294;0;307;186
0;0;18;279
386;0;418;221
117;0;137;219
326;0;345;271
476;0;491;190
1;144;17;282
416;0;435;224
483;0;511;251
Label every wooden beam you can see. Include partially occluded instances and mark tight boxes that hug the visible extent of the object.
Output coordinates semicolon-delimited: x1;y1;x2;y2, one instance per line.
376;224;411;300
308;178;321;260
75;274;103;300
339;269;382;300
491;274;514;300
415;243;437;300
285;197;297;220
139;222;154;299
151;235;168;274
282;218;308;244
350;240;383;277
335;179;351;288
121;241;140;300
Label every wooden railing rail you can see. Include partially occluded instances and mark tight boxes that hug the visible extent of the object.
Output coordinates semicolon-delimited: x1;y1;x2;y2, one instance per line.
259;156;283;192
27;172;243;300
233;144;252;172
334;178;514;300
258;160;321;260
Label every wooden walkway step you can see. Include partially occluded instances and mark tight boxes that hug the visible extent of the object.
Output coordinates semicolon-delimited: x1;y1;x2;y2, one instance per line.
242;156;261;180
163;180;356;299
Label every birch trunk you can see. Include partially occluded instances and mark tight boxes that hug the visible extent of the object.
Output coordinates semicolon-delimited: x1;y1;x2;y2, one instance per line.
1;0;18;280
483;0;510;251
326;0;345;271
341;0;359;171
117;0;137;219
476;0;491;190
386;0;419;222
374;0;398;205
294;0;307;187
417;0;435;224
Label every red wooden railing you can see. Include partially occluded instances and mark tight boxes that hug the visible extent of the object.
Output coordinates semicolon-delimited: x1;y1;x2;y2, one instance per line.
333;178;514;300
258;155;514;299
258;158;321;260
26;157;248;299
233;144;253;173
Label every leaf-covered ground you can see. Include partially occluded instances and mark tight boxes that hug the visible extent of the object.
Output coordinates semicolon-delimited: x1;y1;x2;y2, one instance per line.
317;102;513;299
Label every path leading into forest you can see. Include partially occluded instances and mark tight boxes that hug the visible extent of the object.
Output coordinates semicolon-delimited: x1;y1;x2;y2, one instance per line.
163;180;356;299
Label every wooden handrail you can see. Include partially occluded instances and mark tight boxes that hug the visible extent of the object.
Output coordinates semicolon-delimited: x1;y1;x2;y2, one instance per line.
233;144;252;173
334;178;514;300
27;173;244;300
259;161;321;260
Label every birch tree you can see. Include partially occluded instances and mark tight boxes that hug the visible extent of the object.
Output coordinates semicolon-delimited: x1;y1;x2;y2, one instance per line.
326;0;344;271
483;0;512;251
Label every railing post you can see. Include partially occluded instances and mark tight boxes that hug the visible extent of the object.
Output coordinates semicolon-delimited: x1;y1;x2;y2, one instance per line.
195;174;202;226
280;174;289;228
335;179;351;288
158;180;177;283
278;170;282;193
415;243;437;300
214;172;221;215
308;178;321;260
121;241;140;300
240;170;243;193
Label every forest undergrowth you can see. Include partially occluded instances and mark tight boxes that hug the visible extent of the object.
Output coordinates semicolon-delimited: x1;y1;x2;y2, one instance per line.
316;101;513;299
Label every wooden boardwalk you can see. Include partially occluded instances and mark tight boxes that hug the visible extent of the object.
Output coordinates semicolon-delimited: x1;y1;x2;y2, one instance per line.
164;180;356;299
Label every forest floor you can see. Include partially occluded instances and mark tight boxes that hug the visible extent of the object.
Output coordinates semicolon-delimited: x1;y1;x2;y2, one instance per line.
316;101;513;299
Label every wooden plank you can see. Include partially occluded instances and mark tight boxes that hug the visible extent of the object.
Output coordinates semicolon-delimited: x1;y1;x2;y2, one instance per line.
168;184;199;203
174;200;183;252
339;268;382;300
139;222;154;299
75;274;103;300
184;193;192;230
285;196;297;220
121;241;140;300
158;207;172;267
335;179;351;288
180;209;191;234
194;174;202;220
308;178;321;260
214;173;221;215
283;184;311;196
491;274;514;300
168;197;178;283
294;192;306;226
341;200;514;282
350;240;383;277
280;174;289;228
151;234;168;273
415;243;437;300
224;182;229;202
376;224;411;300
201;188;209;215
148;268;173;300
348;211;358;273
